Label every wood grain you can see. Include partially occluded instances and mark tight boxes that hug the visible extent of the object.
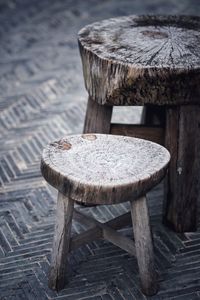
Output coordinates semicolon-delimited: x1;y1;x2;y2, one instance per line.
164;105;200;232
83;96;112;133
78;15;200;106
130;196;158;296
48;192;74;291
41;134;170;205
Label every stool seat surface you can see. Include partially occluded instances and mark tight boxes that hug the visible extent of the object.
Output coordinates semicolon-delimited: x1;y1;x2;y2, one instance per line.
78;15;200;105
41;134;170;204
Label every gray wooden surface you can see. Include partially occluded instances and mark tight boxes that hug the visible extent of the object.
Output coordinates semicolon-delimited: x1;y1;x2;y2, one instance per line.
0;0;200;299
41;134;170;204
79;15;200;106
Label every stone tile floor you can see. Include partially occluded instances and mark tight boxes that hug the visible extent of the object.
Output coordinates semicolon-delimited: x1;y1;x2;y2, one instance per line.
0;0;200;299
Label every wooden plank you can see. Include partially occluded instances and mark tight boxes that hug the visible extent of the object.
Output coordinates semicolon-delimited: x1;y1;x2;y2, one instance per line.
110;123;164;145
130;196;158;296
48;193;74;291
164;105;200;232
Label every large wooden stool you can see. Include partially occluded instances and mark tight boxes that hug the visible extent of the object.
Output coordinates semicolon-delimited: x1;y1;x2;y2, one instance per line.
78;15;200;233
41;134;170;295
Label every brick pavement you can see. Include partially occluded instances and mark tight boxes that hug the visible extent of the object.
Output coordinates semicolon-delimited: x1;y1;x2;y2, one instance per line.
0;0;200;299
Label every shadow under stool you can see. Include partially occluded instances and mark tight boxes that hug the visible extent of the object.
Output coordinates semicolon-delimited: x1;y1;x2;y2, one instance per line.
78;15;200;233
41;134;170;295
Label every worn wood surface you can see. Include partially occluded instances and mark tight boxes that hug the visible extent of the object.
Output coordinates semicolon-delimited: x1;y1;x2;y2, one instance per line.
41;134;170;204
164;105;200;232
130;196;158;296
48;193;74;291
83;96;112;133
78;15;200;106
110;123;164;145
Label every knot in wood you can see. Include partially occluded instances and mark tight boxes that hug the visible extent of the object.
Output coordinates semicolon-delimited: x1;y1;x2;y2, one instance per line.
50;139;72;151
82;134;97;141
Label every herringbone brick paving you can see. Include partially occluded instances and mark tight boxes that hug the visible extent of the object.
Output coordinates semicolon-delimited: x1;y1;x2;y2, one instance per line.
0;0;200;299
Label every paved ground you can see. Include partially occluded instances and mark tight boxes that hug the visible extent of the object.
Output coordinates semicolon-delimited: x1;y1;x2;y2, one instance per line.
0;0;200;299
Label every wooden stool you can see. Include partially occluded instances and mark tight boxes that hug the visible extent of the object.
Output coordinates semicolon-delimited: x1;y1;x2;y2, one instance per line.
78;15;200;233
41;134;170;295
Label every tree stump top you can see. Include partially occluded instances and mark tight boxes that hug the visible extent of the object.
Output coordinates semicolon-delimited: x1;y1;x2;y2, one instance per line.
78;15;200;105
41;134;170;204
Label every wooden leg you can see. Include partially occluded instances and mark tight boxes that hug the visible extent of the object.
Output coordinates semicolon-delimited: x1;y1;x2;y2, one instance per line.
130;196;158;296
83;96;113;133
48;192;74;291
164;105;200;232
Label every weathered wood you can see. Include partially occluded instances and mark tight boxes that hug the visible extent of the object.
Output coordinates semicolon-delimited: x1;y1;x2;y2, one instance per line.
110;123;164;145
73;209;135;256
48;192;74;291
83;96;112;133
102;224;135;256
130;196;158;296
41;134;169;294
71;211;131;250
78;15;200;106
73;210;131;232
164;105;200;232
41;134;170;205
70;227;102;251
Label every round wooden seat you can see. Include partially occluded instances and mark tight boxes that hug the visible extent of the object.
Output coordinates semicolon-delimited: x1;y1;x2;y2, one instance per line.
78;15;200;106
41;134;170;295
41;134;170;204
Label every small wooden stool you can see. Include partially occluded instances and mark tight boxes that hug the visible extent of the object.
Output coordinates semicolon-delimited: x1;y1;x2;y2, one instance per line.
41;134;170;295
78;15;200;233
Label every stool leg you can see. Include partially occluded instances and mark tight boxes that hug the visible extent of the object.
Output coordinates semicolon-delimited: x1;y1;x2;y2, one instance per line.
83;96;113;133
130;196;158;296
48;192;74;291
164;105;200;232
